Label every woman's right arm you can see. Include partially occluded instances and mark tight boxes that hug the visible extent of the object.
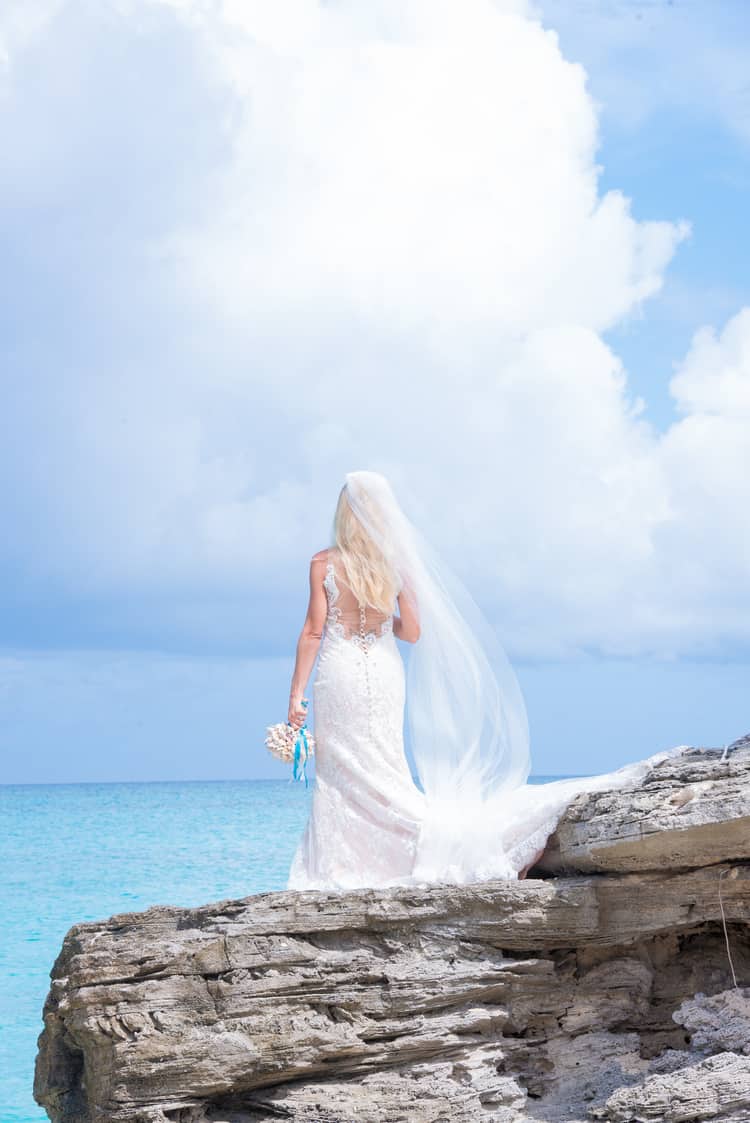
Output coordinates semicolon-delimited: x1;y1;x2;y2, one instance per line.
288;555;327;727
393;581;420;643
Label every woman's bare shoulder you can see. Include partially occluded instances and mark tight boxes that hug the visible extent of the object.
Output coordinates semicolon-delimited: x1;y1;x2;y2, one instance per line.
311;547;335;565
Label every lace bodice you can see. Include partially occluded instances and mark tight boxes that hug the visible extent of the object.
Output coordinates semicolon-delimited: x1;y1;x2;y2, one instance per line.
323;553;394;649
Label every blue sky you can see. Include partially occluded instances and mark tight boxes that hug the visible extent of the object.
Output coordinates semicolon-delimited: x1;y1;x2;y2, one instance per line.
1;0;749;783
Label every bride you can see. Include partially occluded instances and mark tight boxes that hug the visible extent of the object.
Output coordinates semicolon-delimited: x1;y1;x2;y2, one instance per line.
286;470;676;892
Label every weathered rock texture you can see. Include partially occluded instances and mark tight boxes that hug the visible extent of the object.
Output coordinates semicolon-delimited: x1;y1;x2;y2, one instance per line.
35;740;750;1123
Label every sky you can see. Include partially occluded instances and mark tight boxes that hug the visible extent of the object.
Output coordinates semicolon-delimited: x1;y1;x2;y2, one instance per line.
1;0;749;784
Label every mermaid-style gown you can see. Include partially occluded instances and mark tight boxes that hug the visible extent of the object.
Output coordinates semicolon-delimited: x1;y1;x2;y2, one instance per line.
287;551;426;891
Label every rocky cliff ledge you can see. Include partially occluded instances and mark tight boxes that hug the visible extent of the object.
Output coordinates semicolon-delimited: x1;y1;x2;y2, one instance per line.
35;740;750;1123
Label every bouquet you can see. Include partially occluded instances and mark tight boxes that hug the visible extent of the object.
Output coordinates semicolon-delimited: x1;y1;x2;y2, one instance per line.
265;698;315;786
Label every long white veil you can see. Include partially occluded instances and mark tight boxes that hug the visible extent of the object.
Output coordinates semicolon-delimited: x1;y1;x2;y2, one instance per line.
342;470;683;884
344;470;529;796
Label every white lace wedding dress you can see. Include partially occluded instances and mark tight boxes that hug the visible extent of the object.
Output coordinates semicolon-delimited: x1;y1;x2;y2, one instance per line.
287;549;427;891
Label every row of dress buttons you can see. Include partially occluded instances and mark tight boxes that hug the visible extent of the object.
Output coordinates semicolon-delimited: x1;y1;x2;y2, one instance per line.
358;603;373;744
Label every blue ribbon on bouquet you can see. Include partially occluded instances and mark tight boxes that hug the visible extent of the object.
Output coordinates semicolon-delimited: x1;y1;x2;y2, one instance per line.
290;699;311;787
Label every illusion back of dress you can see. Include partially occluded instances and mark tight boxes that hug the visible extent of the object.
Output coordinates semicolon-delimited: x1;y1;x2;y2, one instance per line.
324;550;395;643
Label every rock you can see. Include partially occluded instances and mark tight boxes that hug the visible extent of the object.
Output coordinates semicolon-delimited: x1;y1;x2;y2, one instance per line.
34;740;750;1123
674;987;750;1055
536;741;750;875
592;1053;750;1122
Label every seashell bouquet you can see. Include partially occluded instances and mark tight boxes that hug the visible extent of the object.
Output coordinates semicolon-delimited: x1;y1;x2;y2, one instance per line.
265;698;315;786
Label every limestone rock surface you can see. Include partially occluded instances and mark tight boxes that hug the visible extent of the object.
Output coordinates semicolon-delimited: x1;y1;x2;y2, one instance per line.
34;741;750;1123
537;736;750;876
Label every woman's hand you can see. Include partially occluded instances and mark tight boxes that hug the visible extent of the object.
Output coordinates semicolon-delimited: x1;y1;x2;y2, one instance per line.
288;694;307;730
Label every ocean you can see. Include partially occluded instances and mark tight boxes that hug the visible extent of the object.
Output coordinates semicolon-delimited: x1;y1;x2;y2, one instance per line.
1;775;567;1122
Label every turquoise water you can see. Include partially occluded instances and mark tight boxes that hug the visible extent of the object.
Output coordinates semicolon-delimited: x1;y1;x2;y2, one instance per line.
1;775;565;1122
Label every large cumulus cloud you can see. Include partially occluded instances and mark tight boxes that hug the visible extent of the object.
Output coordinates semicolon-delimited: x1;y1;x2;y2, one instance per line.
1;0;747;662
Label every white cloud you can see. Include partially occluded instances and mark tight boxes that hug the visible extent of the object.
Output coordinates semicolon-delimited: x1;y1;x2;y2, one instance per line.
651;308;750;651
0;0;747;663
670;307;750;417
0;0;63;68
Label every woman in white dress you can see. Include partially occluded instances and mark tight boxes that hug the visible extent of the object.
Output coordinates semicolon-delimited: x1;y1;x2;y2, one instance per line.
286;470;679;892
286;536;426;891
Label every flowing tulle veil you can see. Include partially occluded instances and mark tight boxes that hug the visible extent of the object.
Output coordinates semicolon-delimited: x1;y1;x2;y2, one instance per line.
343;470;682;883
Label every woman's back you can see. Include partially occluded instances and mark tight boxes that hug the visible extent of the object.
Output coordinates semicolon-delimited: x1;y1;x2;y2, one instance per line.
324;546;395;644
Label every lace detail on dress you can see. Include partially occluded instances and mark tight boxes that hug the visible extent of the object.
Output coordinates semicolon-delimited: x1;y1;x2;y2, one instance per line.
323;562;394;648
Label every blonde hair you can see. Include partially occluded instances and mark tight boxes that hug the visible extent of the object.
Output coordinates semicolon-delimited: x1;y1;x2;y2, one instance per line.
332;486;399;613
